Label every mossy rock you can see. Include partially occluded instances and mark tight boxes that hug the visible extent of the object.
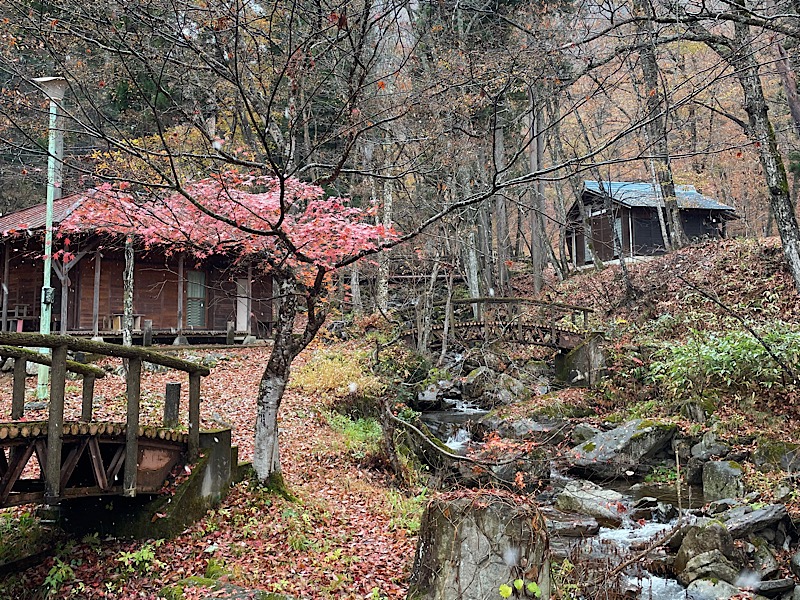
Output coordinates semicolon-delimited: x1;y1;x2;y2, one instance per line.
752;440;800;472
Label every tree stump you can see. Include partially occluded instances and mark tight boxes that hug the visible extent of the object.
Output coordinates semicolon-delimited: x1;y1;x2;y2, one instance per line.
408;491;550;600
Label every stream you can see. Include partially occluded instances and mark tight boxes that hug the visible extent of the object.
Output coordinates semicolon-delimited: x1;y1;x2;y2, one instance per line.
421;404;704;600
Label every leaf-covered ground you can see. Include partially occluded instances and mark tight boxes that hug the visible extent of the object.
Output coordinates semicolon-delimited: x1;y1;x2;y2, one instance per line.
0;344;416;599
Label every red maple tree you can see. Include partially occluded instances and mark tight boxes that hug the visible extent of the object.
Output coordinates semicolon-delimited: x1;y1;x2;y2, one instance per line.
60;172;398;485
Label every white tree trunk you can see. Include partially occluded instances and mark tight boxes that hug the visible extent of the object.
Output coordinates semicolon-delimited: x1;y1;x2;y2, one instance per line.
254;373;286;481
350;265;363;315
376;178;392;312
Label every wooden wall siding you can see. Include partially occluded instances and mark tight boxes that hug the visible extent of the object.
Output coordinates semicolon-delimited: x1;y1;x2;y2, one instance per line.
207;271;273;332
76;258;180;330
632;208;666;255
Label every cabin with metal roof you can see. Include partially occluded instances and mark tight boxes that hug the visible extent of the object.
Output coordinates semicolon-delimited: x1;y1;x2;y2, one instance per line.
0;192;273;343
565;181;738;265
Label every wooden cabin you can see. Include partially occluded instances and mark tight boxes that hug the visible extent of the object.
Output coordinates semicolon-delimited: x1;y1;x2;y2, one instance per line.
566;181;737;265
0;196;273;342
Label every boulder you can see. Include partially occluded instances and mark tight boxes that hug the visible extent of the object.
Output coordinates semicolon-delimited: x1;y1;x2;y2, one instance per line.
691;432;730;461
702;460;745;501
752;537;780;580
677;549;740;586
462;366;492;400
568;419;676;479
407;492;550;600
555;480;627;527
495;373;528;405
723;504;787;539
539;507;600;538
686;579;752;600
791;550;800;579
752;441;800;473
754;578;795;598
674;521;735;574
494;418;567;445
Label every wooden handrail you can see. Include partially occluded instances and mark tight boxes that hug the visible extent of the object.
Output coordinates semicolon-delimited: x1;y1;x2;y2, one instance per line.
448;296;594;313
0;345;106;378
0;333;210;376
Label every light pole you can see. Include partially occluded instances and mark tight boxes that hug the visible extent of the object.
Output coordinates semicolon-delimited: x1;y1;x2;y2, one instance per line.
32;76;68;400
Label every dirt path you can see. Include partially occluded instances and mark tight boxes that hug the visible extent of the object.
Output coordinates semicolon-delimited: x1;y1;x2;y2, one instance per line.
0;345;416;599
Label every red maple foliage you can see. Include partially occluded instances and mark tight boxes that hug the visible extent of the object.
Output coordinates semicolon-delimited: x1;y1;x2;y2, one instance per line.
60;172;398;270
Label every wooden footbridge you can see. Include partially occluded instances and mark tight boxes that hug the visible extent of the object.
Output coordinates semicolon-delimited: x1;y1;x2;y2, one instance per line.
0;333;209;509
420;297;594;350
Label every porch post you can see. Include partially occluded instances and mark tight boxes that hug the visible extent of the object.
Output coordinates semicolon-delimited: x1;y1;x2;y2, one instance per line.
1;241;9;332
246;263;253;336
177;255;184;334
92;249;101;337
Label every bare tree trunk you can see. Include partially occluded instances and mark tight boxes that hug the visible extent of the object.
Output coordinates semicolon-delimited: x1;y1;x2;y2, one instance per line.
350;265;363;315
376;177;392;312
635;0;686;249
418;256;440;354
438;269;454;366
715;15;800;290
465;231;481;319
494;124;511;296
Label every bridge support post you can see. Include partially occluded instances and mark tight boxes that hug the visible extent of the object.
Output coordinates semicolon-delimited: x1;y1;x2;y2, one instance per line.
81;375;95;422
11;358;26;420
124;357;141;497
188;373;200;462
164;382;181;428
44;344;67;505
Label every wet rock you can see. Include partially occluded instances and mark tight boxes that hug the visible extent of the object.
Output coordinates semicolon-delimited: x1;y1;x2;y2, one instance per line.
675;521;735;574
685;457;705;485
723;504;787;539
540;506;600;537
752;537;780;580
462;366;492;400
677;549;740;586
568;419;676;479
494;417;567;445
702;460;744;501
691;432;730;461
707;498;740;515
630;496;658;521
555;479;626;527
407;492;550;600
754;578;795;597
687;578;750;600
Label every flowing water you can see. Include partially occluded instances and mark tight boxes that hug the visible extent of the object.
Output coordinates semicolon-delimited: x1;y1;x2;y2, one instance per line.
421;402;702;599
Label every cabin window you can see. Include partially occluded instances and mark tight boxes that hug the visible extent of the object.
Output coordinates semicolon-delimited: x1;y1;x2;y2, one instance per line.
613;217;623;258
186;271;206;328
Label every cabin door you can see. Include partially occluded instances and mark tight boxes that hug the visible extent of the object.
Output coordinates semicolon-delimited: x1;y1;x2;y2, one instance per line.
236;278;249;332
186;271;206;328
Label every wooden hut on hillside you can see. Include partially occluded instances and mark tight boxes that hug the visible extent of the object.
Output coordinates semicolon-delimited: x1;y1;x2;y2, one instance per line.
0;192;273;343
566;181;738;265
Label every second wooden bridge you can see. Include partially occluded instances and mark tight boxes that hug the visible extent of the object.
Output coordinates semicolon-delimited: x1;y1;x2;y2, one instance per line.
416;296;594;351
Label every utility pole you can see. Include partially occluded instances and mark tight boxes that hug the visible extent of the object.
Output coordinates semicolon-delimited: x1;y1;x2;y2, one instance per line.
32;76;68;400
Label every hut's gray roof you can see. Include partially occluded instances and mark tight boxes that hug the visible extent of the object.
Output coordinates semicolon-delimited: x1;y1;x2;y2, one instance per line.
584;181;735;212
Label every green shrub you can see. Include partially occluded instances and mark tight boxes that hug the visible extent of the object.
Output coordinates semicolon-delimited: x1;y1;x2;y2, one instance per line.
649;322;800;398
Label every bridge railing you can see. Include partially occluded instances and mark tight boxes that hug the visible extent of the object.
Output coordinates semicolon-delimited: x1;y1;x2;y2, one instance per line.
0;333;210;504
448;296;593;330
